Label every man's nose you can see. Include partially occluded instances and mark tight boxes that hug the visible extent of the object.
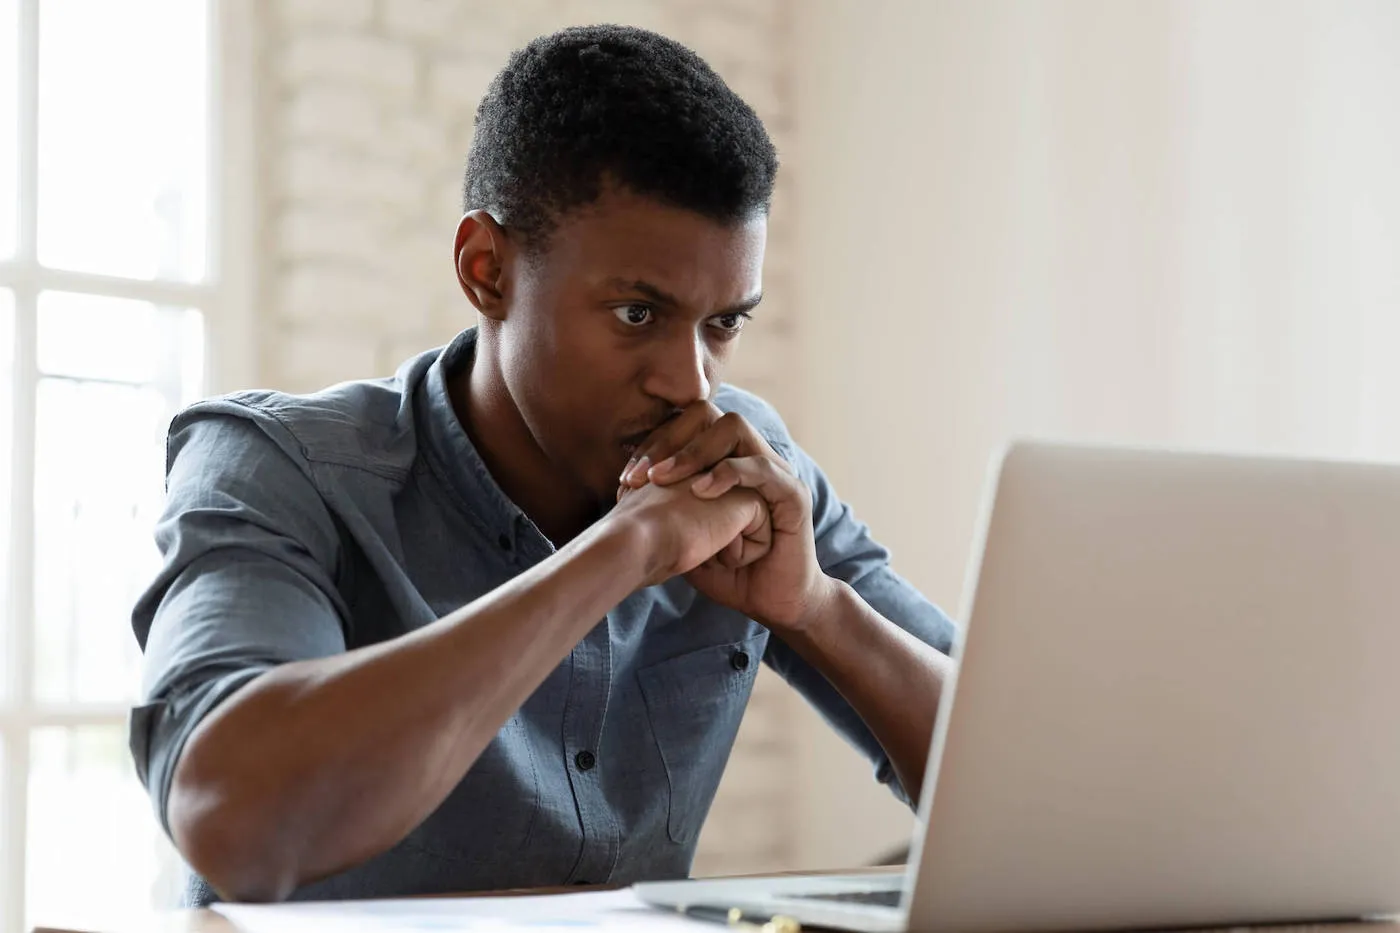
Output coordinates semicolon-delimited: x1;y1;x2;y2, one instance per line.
642;331;712;408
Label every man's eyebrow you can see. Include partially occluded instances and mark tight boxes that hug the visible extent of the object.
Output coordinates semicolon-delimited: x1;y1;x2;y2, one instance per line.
606;278;682;307
605;277;763;314
722;292;764;314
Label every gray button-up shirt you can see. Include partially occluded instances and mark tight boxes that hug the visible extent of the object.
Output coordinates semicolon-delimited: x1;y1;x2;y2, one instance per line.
129;328;955;906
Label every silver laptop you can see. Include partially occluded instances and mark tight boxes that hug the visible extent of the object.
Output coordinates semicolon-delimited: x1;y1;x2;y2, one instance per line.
635;441;1400;932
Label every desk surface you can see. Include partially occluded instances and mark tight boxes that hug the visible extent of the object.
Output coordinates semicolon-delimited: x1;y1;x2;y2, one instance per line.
28;868;1400;933
29;869;901;933
30;881;625;933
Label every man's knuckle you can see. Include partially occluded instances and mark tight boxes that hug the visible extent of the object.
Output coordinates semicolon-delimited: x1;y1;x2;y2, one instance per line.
757;456;785;476
718;411;749;434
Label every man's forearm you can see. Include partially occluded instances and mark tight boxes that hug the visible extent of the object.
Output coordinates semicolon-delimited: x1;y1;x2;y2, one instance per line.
779;579;954;802
169;515;654;903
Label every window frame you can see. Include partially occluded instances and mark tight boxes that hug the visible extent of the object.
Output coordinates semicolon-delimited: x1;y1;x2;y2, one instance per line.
0;1;256;927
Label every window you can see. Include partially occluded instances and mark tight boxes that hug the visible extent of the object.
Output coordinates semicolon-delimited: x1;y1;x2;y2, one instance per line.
0;2;248;929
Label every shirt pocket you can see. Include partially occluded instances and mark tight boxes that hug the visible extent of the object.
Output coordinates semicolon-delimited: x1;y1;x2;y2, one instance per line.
636;632;766;846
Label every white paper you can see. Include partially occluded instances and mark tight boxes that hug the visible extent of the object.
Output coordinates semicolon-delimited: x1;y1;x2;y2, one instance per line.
213;888;712;932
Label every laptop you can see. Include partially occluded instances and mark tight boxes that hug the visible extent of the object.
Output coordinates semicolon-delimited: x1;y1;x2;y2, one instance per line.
635;440;1400;932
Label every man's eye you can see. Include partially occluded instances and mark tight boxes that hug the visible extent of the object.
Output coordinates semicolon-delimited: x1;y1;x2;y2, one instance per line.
708;312;751;335
613;305;653;327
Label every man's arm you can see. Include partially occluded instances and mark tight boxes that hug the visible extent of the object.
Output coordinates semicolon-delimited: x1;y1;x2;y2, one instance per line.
770;578;953;799
145;419;773;904
171;514;649;903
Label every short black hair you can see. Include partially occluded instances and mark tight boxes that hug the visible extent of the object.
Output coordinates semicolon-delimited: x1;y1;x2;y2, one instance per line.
463;24;778;249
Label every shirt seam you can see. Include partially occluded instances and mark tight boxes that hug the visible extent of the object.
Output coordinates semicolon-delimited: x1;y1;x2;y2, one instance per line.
218;397;411;483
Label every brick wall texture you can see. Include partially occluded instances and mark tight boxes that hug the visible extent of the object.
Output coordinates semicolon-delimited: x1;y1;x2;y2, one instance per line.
251;0;799;876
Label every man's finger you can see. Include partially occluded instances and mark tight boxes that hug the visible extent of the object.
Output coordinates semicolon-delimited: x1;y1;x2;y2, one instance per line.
734;489;774;562
649;412;779;486
719;532;748;568
691;456;811;535
648;412;743;485
620;401;720;487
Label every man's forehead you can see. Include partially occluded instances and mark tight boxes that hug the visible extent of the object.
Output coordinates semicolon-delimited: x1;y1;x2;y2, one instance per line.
553;190;766;248
538;193;767;295
601;276;764;311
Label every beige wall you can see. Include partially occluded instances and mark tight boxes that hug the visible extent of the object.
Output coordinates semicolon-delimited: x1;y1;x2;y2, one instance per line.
790;0;1400;866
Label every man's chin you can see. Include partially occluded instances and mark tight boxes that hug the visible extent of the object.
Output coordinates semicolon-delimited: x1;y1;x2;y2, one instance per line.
587;469;628;515
586;443;644;513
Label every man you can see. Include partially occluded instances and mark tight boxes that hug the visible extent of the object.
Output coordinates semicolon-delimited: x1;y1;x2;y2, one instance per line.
131;25;955;906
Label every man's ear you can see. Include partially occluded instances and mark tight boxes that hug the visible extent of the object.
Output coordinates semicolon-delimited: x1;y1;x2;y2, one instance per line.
455;210;512;321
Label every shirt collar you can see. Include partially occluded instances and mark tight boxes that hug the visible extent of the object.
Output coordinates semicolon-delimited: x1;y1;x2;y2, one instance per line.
417;327;533;555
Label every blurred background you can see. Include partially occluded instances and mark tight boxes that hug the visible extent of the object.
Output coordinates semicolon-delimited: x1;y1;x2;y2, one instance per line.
1;0;1397;929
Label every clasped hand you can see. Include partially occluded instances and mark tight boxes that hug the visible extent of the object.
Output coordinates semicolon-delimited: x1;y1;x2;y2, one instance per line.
610;402;836;634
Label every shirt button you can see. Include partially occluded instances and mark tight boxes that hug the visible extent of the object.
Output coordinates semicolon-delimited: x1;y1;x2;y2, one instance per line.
575;749;597;772
731;650;751;672
497;533;511;551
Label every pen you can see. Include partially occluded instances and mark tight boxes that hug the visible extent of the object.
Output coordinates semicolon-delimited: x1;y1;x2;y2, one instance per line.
676;903;802;932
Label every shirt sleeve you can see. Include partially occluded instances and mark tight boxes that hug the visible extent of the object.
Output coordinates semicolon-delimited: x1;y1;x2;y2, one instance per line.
129;406;351;837
761;434;958;807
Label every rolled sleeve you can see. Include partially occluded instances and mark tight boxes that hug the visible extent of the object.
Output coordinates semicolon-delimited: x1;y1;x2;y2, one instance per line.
130;407;350;836
762;438;957;806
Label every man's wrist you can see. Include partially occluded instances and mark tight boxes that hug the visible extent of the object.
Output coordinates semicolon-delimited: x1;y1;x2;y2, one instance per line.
764;574;847;638
591;509;669;590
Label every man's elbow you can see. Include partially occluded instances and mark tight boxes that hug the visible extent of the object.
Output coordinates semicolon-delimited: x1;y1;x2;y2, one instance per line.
167;760;301;903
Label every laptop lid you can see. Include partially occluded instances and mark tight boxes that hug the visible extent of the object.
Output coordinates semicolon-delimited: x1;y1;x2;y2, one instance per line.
905;441;1400;932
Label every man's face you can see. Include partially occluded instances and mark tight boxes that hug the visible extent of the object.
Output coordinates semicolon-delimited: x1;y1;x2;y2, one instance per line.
494;187;766;509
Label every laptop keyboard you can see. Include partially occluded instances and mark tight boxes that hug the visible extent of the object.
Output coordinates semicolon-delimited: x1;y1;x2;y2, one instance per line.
792;889;902;908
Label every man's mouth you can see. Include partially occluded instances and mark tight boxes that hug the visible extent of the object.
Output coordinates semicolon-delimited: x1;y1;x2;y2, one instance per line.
620;433;650;456
619;427;658;454
619;411;680;456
